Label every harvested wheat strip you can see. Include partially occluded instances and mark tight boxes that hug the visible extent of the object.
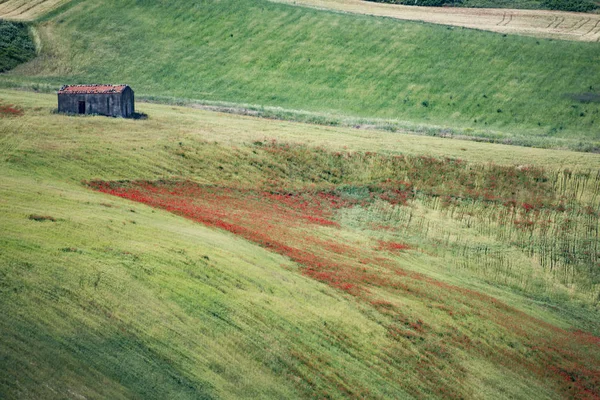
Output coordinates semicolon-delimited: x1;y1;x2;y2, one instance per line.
553;15;565;28
0;0;67;21
4;0;48;18
583;19;600;36
582;20;600;41
0;0;35;18
564;17;587;32
501;12;513;26
574;17;590;32
0;0;34;15
269;0;600;42
497;12;507;26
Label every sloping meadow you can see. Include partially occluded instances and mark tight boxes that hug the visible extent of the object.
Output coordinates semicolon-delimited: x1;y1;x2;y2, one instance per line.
5;0;600;148
88;141;600;399
2;92;599;398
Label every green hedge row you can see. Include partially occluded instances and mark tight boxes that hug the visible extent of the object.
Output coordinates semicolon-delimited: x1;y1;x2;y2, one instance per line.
365;0;598;11
0;20;36;73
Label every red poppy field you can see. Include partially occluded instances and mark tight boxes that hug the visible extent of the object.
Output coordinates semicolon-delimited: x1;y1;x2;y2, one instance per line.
88;141;600;399
2;92;600;399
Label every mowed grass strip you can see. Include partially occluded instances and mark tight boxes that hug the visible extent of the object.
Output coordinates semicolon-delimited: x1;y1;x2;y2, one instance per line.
3;0;600;146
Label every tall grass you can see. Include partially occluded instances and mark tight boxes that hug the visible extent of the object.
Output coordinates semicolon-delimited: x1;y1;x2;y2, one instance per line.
243;141;600;304
4;0;600;147
2;90;600;398
88;176;600;398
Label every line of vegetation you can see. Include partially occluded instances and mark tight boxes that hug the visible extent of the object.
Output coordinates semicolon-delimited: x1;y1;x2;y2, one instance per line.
140;95;600;153
0;19;35;73
365;0;599;12
3;0;600;147
2;82;599;152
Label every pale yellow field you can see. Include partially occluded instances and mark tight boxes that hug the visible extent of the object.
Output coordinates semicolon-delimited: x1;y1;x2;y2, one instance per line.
2;89;599;170
0;0;67;21
269;0;600;41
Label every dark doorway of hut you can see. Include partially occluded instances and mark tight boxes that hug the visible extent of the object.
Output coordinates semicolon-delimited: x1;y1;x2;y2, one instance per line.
78;101;85;114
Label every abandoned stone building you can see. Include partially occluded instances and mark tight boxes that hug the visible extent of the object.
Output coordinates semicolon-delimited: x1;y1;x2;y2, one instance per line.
57;84;134;118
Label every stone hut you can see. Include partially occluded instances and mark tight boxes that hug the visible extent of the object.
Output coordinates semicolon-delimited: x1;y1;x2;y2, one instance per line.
58;84;134;118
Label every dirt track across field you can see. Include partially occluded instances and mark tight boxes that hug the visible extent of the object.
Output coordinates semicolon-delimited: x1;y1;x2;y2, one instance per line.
270;0;600;42
0;0;68;21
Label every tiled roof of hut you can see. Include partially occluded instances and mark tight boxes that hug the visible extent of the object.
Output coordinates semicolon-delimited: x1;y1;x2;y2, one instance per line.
58;84;129;94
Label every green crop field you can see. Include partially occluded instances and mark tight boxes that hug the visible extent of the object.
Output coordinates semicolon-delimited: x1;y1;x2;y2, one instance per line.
1;0;600;398
1;90;599;399
1;0;600;150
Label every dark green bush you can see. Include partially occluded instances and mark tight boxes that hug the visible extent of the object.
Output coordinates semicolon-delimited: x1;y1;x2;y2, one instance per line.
0;20;36;73
541;0;597;11
365;0;597;10
367;0;459;5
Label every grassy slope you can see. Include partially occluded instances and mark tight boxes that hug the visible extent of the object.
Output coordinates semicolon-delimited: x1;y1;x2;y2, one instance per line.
1;90;599;398
2;0;600;148
0;91;400;399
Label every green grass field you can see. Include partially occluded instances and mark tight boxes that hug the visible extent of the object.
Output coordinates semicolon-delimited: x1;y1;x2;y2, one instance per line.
1;0;600;150
1;0;600;398
1;90;599;398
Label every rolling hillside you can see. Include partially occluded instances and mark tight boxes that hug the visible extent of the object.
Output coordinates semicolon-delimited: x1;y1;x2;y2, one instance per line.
1;0;600;398
1;90;599;399
1;0;599;150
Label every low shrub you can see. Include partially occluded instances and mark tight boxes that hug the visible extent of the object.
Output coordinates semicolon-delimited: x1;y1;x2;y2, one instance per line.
541;0;597;11
28;214;56;222
0;20;36;73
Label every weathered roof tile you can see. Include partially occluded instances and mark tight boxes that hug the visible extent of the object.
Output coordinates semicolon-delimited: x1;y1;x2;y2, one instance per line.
58;84;129;94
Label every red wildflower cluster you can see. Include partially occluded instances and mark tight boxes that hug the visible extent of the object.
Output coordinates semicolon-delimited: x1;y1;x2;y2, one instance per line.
377;240;411;252
0;104;23;117
89;179;600;399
